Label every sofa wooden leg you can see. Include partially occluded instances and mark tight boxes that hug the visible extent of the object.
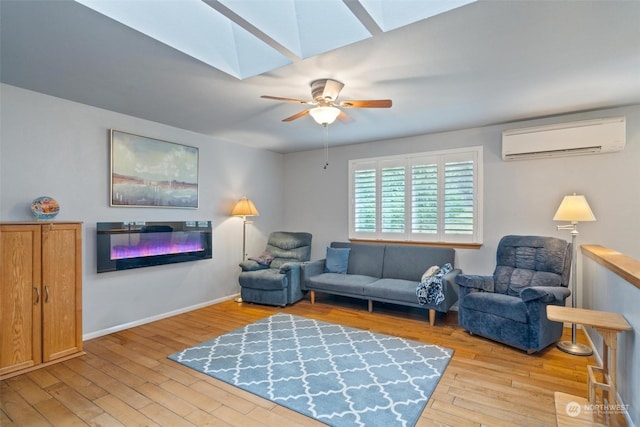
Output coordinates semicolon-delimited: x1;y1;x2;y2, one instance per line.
368;300;373;313
429;309;436;326
310;291;315;304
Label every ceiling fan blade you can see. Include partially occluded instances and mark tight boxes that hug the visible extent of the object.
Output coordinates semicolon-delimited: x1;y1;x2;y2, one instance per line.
339;99;392;108
282;109;310;122
261;95;313;105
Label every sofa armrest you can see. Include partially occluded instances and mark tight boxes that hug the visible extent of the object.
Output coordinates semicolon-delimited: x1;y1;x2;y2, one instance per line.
280;262;301;287
442;269;461;288
239;260;269;272
279;262;300;274
455;274;494;292
434;268;462;312
278;262;305;304
301;259;326;284
520;286;571;304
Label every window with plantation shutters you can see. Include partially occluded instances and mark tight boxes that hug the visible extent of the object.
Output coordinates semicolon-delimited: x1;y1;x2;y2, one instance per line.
349;146;483;244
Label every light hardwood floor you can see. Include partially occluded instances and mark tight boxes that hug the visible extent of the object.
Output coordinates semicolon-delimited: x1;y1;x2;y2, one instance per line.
0;295;612;426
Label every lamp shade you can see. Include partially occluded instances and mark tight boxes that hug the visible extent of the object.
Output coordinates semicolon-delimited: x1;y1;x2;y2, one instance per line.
309;106;340;125
553;194;596;222
231;197;259;217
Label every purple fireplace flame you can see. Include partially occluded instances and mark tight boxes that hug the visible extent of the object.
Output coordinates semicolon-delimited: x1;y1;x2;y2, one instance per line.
97;221;212;273
110;232;205;260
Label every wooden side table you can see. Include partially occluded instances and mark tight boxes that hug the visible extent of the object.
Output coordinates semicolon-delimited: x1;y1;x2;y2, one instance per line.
547;305;632;407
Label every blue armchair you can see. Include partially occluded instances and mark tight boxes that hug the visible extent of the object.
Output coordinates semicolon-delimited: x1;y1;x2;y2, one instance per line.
455;235;572;353
238;232;312;306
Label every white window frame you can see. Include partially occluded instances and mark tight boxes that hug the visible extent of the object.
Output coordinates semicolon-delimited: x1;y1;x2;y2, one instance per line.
349;146;483;245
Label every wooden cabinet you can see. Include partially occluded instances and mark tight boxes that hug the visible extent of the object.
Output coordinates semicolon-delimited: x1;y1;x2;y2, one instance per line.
0;222;83;379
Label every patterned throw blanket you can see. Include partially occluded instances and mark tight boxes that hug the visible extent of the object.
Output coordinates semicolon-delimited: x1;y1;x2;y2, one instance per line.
416;263;453;306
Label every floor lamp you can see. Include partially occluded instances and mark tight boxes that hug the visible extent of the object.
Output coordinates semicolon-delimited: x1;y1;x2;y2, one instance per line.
232;197;259;302
553;193;596;356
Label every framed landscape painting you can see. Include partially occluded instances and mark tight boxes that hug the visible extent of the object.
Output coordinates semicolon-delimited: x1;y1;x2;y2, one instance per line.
110;130;199;208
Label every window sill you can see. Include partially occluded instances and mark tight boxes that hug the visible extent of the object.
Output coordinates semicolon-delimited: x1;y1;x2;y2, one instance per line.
348;239;482;250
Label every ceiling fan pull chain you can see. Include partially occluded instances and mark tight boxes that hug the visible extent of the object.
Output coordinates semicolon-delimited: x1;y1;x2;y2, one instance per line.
323;124;329;169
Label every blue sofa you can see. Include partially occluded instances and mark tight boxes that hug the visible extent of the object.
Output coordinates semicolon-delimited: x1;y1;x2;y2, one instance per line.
301;242;460;325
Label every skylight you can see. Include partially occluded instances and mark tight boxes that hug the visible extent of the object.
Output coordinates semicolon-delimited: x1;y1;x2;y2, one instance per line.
359;0;476;32
218;0;372;59
74;0;476;80
75;0;291;79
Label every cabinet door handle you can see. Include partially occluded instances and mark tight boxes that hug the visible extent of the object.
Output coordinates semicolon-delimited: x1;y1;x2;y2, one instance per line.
45;285;50;303
34;287;40;305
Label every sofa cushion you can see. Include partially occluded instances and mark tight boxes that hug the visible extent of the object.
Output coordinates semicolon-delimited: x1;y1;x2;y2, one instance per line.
366;278;420;304
331;242;384;277
460;292;528;323
266;231;312;269
494;235;570;295
382;245;455;282
503;268;564;296
307;273;378;295
325;247;350;274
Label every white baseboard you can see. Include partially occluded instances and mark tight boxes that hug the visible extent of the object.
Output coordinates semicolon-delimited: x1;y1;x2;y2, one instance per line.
82;294;239;340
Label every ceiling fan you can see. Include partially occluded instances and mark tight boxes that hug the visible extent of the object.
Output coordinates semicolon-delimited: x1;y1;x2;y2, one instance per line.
261;79;392;125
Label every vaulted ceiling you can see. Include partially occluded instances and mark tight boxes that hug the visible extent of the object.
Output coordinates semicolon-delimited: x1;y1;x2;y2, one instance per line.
2;0;639;153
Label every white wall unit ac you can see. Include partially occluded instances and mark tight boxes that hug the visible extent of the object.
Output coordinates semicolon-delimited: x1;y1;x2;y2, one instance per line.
502;116;626;161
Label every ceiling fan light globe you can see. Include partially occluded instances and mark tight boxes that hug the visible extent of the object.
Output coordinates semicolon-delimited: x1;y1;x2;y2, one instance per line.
310;106;340;125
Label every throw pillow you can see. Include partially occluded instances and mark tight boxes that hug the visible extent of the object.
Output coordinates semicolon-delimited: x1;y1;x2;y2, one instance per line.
421;265;440;281
324;247;351;274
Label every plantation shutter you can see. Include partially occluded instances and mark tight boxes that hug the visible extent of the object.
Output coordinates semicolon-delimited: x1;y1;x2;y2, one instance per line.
352;162;377;235
444;159;475;236
442;153;478;242
411;159;438;235
380;160;406;235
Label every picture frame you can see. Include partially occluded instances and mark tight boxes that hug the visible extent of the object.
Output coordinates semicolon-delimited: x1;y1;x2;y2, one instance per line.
110;130;199;208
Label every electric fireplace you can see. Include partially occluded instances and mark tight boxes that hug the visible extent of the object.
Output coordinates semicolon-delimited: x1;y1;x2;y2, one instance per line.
97;221;212;273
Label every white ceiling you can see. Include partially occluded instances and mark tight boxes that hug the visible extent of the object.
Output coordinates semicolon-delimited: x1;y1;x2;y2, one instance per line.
2;0;639;154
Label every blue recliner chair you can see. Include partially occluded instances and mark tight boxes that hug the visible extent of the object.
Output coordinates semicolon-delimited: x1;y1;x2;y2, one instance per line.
238;232;312;306
455;235;572;353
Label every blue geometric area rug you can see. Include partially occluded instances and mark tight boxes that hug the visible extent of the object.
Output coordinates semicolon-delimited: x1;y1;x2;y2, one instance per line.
168;313;453;427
